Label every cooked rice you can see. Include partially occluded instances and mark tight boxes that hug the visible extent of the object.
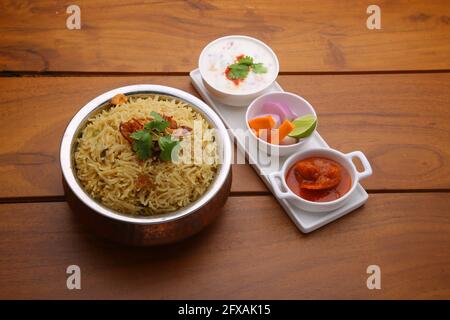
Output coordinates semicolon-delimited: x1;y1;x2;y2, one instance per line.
74;94;218;215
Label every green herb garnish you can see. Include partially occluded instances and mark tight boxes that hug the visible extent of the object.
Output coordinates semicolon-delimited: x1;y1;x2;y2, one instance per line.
226;55;268;81
144;111;169;132
128;113;180;162
228;63;250;80
158;135;180;161
252;63;268;74
130;130;153;160
237;55;254;66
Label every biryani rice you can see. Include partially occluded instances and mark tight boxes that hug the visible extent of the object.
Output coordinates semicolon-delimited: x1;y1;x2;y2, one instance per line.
74;94;218;215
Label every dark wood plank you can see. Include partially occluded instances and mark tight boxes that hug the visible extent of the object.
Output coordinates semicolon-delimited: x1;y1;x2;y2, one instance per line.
0;193;449;299
1;0;449;72
1;74;449;199
279;74;450;191
0;76;266;197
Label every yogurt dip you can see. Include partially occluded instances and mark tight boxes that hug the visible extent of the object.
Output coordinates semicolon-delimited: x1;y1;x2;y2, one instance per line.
199;35;279;103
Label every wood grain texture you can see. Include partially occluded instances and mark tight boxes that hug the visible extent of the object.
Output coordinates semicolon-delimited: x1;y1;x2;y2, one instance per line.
280;74;450;191
0;193;449;299
0;76;267;198
1;0;450;72
0;74;449;199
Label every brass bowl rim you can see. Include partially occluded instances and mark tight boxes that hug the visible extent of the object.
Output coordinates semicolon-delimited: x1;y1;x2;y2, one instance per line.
60;84;232;225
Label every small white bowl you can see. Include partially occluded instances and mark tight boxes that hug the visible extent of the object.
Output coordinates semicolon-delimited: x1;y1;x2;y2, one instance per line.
199;35;279;107
268;148;372;212
245;92;317;157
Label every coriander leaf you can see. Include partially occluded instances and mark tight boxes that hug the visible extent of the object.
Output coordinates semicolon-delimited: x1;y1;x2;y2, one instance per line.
226;55;268;82
145;112;169;132
133;141;153;161
252;63;268;74
130;130;149;141
150;111;164;122
228;63;250;80
144;119;169;132
133;140;152;160
130;130;153;160
158;135;180;162
238;55;253;66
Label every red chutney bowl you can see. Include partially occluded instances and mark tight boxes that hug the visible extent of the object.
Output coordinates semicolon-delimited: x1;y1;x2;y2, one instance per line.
268;148;372;213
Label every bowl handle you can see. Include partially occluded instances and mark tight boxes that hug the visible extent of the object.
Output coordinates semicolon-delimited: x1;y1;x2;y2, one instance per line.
268;172;291;199
345;151;373;181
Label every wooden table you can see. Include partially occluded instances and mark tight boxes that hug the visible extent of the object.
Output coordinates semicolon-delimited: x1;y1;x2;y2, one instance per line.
0;0;449;299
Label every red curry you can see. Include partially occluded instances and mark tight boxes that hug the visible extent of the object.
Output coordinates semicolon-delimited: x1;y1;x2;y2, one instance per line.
286;157;352;202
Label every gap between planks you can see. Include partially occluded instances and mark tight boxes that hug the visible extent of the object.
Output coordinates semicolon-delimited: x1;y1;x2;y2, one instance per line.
0;189;449;204
1;69;450;78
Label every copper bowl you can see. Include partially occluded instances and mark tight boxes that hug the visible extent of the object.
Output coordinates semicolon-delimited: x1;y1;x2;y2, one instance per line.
60;85;232;246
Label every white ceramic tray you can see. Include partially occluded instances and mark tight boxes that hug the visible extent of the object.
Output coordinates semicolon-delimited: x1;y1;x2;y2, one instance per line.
190;68;368;233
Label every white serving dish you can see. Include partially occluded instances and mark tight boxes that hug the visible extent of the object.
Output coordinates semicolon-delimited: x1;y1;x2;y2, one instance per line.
245;91;317;156
269;148;372;213
198;35;279;107
190;68;369;233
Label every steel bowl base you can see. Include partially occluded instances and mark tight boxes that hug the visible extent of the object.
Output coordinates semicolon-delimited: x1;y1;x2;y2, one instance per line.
63;170;232;246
